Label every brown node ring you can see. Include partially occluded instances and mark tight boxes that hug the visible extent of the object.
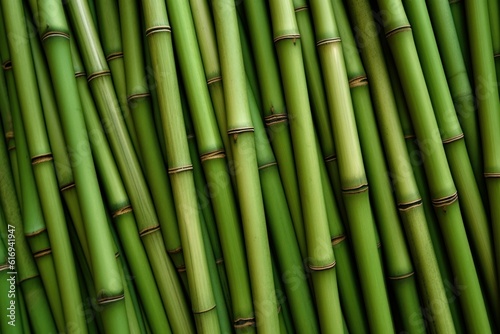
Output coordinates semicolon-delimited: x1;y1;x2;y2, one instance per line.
31;153;53;165
207;76;222;85
167;247;183;255
495;53;500;59
98;294;125;305
200;150;226;162
60;182;76;193
193;304;217;315
309;261;336;271
398;199;422;211
432;192;458;207
325;154;337;163
127;93;151;103
273;34;301;44
258;161;278;170
2;60;12;70
484;172;500;178
385;25;412;39
139;225;161;238
106;52;124;62
264;113;288;127
34;248;52;259
404;134;416;140
168;165;194;174
5;131;14;140
442;133;464;144
331;234;346;246
41;31;70;41
74;71;86;78
388;272;415;280
342;183;369;195
87;70;111;83
294;5;308;12
145;25;172;37
316;37;341;47
234;318;256;329
112;205;133;218
349;76;368;88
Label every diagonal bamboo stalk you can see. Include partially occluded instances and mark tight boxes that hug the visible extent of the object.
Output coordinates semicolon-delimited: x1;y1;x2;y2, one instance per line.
487;0;500;84
449;0;473;78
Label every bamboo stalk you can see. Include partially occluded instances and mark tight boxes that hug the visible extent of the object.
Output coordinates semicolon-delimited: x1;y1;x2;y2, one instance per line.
377;0;491;331
212;1;279;332
0;1;87;331
488;0;500;83
450;0;473;78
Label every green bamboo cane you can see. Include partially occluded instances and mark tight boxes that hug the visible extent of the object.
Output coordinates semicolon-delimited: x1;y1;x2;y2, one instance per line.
426;0;485;201
69;36;183;334
118;0;186;277
345;0;456;331
95;0;140;159
141;0;221;331
403;0;499;319
488;0;500;83
464;0;500;320
1;1;87;331
242;0;306;258
212;1;280;332
268;0;346;332
450;0;473;78
272;260;294;334
377;0;491;331
310;0;394;331
248;78;319;333
331;0;424;331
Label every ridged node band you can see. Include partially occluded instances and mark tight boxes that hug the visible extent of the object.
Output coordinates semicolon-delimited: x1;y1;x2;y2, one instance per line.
60;182;76;193
34;248;52;258
145;25;172;36
106;52;124;62
432;192;458;207
75;71;86;78
139;225;161;238
342;183;369;195
216;258;224;265
385;25;412;39
398;199;422;211
112;205;133;218
167;247;182;255
31;153;53;165
127;93;151;103
177;265;186;273
316;37;341;47
404;134;416;140
442;133;464;144
0;264;9;272
273;34;301;44
349;76;368;88
331;234;346;246
258;161;278;170
168;165;194;174
227;127;254;136
87;70;111;83
5;131;13;140
295;5;308;12
495;53;500;59
234;318;256;329
308;261;336;271
325;154;337;163
193;304;217;315
207;76;222;85
2;60;12;70
98;294;125;305
264;113;288;126
41;31;70;41
484;172;500;178
200;150;226;162
388;272;414;280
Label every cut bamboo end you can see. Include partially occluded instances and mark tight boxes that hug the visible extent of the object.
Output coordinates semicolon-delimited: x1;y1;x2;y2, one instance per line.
34;248;53;259
234;318;256;329
432;192;458;207
207;76;222;85
41;31;70;41
388;271;415;280
168;165;194;174
342;183;369;195
325;154;337;163
106;52;124;62
258;161;278;170
484;173;500;178
167;247;183;255
294;5;309;12
139;225;161;238
308;261;336;271
127;93;151;103
442;133;464;144
145;25;172;37
200;150;226;162
273;34;301;44
31;153;53;165
349;76;369;88
264;113;288;127
1;60;12;70
98;294;125;305
5;131;14;140
316;37;341;47
215;258;224;265
60;182;76;193
74;71;86;78
193;304;217;315
331;234;346;246
87;70;111;83
112;205;133;218
398;199;423;211
385;25;412;39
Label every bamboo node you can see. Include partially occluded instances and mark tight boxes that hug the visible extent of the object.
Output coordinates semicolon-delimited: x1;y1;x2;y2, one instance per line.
432;192;458;207
404;134;416;140
308;261;336;271
200;150;226;162
139;225;161;238
25;227;47;237
115;252;120;259
193;304;217;315
377;241;382;248
448;0;461;4
112;205;133;218
0;264;9;272
331;234;346;246
19;273;40;284
127;93;150;103
273;34;301;44
495;53;500;58
41;31;70;41
216;258;224;265
388;272;415;280
168;164;194;174
295;5;309;12
145;25;172;37
234;318;256;329
398;199;422;211
98;294;125;305
1;60;12;70
316;37;341;47
7;144;16;152
106;52;124;62
87;70;111;83
167;247;183;255
258;161;277;170
349;76;368;88
442;133;464;144
186;133;195;140
5;131;14;140
34;248;52;259
227;127;254;137
385;25;412;39
74;71;86;78
342;183;368;194
484;172;500;178
207;76;222;85
60;182;76;193
264;113;288;127
177;265;186;273
31;153;53;165
325;154;337;163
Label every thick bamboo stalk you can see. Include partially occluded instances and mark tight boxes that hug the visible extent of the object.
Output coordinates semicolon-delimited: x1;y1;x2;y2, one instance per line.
268;0;345;332
212;1;279;332
377;0;491;331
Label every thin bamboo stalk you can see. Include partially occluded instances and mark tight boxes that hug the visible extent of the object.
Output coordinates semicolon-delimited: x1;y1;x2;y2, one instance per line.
488;0;500;83
0;1;87;331
377;0;491;331
212;1;279;332
450;0;473;78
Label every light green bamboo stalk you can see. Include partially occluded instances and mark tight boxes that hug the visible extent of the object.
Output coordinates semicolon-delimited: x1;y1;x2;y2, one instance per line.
268;0;345;332
1;1;87;331
141;0;220;331
450;0;473;77
377;0;491;331
212;1;279;332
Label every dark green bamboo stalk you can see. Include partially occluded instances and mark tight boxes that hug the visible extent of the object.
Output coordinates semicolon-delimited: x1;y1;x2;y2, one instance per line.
268;0;345;332
141;0;220;332
464;0;500;320
118;0;185;277
1;1;87;331
212;1;279;332
377;0;491;331
450;0;473;78
488;0;500;83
